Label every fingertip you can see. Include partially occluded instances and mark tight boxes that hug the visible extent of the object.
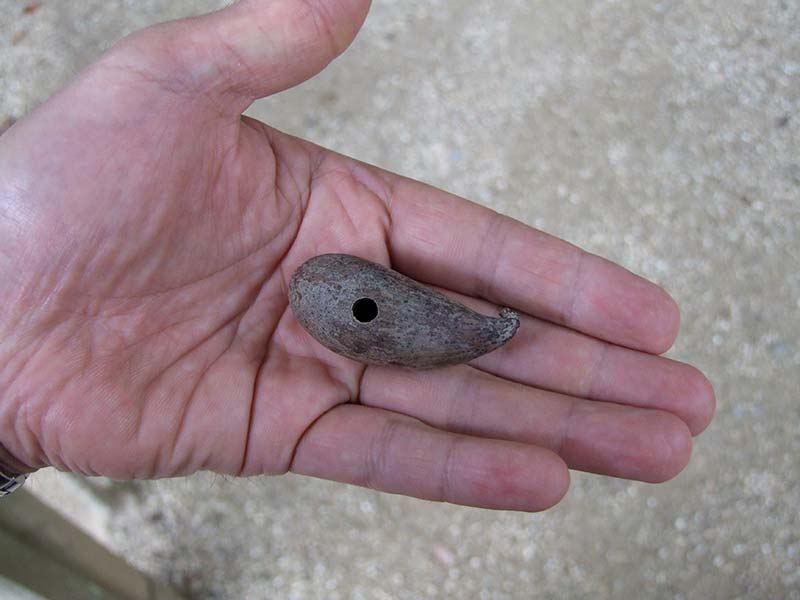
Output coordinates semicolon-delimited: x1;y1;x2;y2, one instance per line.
501;447;570;512
310;0;373;54
684;367;717;436
640;412;693;484
577;257;683;354
538;455;571;511
646;361;717;436
648;288;682;355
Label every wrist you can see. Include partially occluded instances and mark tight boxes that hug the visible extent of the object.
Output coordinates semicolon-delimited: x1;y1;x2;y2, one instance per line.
0;328;47;477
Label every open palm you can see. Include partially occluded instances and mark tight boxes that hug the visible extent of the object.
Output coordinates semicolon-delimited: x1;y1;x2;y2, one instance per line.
0;0;714;511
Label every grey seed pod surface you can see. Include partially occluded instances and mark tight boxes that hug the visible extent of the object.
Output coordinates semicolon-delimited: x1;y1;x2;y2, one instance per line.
289;254;520;369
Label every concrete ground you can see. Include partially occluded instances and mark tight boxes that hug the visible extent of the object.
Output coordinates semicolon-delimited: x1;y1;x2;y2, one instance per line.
2;0;799;598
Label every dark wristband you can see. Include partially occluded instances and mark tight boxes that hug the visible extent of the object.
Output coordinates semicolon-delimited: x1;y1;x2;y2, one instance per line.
0;468;28;496
0;442;34;496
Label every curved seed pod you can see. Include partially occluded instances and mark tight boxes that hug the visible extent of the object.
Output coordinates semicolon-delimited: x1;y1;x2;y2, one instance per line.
289;254;520;369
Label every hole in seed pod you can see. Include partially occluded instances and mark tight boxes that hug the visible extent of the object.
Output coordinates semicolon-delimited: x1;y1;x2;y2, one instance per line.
352;298;378;323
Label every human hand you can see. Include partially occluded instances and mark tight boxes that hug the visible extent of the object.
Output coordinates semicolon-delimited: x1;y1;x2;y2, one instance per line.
0;0;714;511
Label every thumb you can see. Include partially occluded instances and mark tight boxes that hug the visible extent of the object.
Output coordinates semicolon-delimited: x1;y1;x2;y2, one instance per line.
112;0;372;113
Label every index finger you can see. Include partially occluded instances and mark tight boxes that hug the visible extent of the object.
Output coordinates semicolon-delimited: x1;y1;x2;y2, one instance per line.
381;174;680;354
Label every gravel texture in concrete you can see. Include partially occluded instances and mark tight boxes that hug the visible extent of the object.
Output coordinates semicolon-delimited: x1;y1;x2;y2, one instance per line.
3;0;799;598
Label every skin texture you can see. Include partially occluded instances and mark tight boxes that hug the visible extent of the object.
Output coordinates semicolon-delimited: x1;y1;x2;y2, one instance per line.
0;0;715;512
289;254;520;369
